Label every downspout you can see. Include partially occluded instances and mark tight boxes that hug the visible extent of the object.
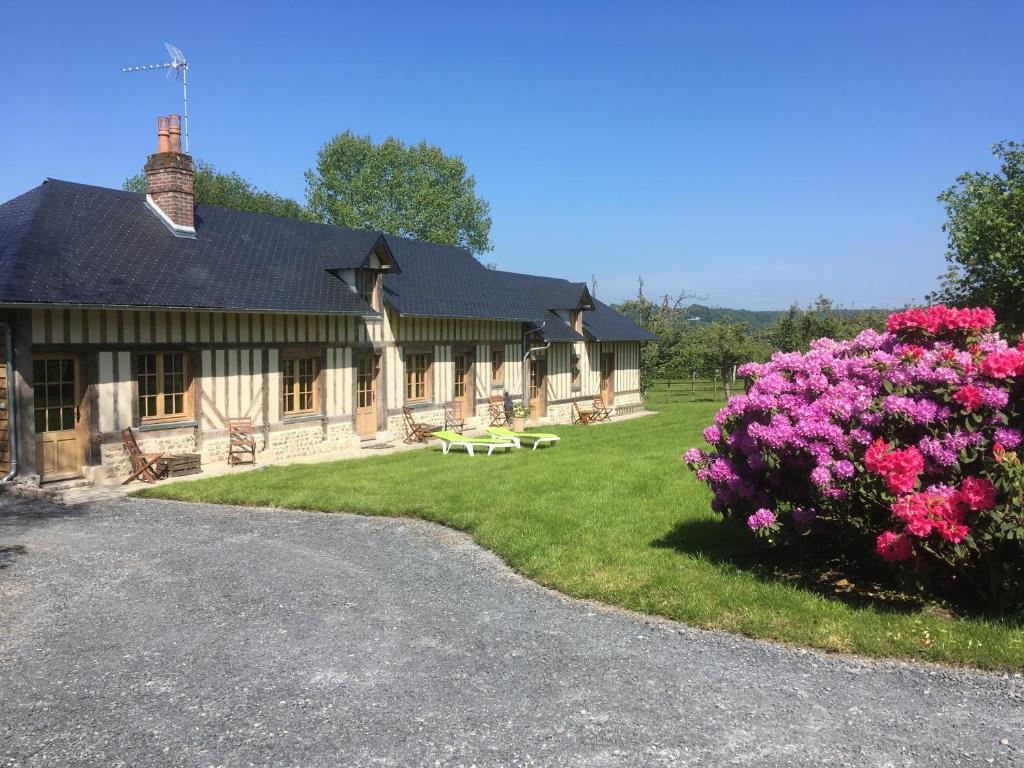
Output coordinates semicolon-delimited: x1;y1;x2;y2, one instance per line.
521;322;551;404
1;323;17;483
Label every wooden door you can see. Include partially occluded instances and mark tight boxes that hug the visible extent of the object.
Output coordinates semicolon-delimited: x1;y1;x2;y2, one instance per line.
529;357;547;418
33;355;84;481
355;355;379;438
453;351;473;419
600;352;615;407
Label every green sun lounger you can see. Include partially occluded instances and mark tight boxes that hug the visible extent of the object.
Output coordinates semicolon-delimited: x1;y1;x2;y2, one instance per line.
486;427;561;450
434;430;515;456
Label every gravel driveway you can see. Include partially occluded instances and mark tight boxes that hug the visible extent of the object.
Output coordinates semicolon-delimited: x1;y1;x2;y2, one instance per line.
0;494;1021;767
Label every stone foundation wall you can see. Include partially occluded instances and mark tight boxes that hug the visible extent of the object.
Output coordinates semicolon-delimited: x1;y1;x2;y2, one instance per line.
544;402;574;424
100;418;359;482
613;391;645;414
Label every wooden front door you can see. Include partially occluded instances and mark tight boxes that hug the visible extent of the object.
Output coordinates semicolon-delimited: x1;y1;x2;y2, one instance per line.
529;357;547;418
33;355;84;481
355;355;379;438
453;351;473;419
600;352;615;407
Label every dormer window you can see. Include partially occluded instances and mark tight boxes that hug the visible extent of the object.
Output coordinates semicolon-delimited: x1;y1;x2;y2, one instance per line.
356;270;378;310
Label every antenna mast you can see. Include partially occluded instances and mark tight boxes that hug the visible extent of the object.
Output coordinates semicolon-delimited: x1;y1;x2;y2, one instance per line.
123;43;190;152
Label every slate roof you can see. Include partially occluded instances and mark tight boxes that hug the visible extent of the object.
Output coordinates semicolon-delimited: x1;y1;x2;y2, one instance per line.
381;238;543;321
0;180;382;316
584;299;659;342
0;178;656;342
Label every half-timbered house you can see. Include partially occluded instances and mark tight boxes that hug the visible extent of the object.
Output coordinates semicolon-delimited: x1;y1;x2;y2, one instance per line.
0;115;654;485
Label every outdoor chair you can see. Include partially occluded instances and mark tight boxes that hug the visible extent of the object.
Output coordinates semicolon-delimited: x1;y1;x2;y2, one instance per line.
573;400;596;425
227;416;257;465
120;427;165;485
486;426;561;451
488;396;509;427
403;407;443;443
591;397;612;422
444;408;466;434
434;430;515;457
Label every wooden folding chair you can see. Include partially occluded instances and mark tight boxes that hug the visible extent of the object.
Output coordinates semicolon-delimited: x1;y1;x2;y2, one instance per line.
403;407;442;443
227;417;257;465
591;397;612;422
572;401;596;425
488;396;509;427
121;428;165;485
444;408;466;434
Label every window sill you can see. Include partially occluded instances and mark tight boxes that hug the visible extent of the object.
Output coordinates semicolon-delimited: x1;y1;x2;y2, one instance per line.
281;413;324;426
404;401;436;410
138;419;197;432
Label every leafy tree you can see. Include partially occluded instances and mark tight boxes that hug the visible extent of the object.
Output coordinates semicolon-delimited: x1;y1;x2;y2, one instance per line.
681;322;769;396
930;141;1024;332
124;160;308;220
761;297;887;352
305;131;493;255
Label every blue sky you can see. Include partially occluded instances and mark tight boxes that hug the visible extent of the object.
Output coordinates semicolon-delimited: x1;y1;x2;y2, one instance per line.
2;2;1021;309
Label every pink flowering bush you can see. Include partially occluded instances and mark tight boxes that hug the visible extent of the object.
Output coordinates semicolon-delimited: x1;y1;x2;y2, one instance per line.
685;305;1024;613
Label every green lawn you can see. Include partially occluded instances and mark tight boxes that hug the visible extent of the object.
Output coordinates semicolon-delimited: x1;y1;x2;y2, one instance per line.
137;394;1024;670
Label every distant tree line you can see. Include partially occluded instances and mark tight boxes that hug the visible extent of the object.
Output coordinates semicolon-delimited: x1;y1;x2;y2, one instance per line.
612;293;889;392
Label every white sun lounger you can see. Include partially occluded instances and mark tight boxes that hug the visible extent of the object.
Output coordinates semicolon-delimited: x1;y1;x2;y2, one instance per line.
434;430;515;456
486;427;561;450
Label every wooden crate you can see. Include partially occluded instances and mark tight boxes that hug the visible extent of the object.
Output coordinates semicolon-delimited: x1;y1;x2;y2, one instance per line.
156;454;202;478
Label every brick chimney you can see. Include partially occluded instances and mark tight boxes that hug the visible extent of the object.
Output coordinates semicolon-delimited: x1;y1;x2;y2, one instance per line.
144;115;195;237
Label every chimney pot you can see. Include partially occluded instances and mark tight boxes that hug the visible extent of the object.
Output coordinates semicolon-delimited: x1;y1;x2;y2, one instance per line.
167;114;181;153
157;116;170;153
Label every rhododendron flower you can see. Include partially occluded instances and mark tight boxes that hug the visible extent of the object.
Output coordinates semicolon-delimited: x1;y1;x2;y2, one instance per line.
876;531;914;563
833;460;856;479
980;348;1024;379
891;491;969;541
747;508;777;531
994;443;1006;463
993;428;1022;450
810;466;833;488
958;476;996;511
886;305;996;335
703;425;722;444
953;385;985;411
864;439;923;494
683;448;704;464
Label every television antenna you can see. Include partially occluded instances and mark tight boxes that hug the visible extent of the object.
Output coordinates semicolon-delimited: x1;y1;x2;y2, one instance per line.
122;43;190;152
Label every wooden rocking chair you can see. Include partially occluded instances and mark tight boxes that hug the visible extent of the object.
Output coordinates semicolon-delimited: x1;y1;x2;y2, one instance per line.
120;428;165;485
403;407;442;443
591;397;612;422
488;396;509;427
572;400;596;425
227;417;257;465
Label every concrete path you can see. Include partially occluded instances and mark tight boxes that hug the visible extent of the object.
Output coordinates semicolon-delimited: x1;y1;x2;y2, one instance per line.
0;495;1021;767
